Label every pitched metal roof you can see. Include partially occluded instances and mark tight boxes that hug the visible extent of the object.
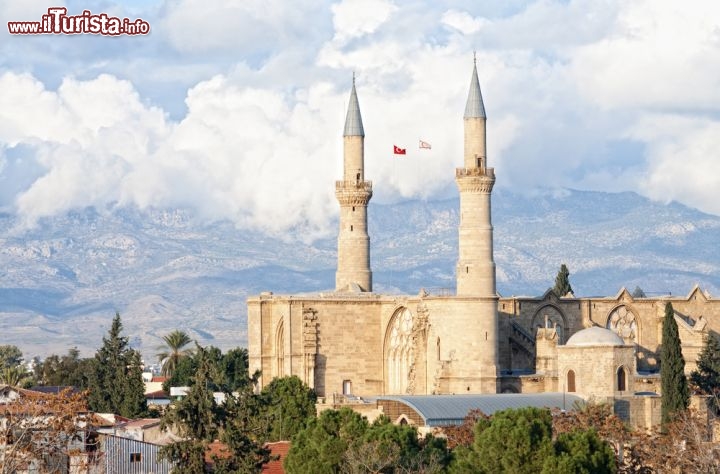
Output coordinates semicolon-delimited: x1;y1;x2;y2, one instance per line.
377;393;584;426
464;61;486;119
343;77;365;137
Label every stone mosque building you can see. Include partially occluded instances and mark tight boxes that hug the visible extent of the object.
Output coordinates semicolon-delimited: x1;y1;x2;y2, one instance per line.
247;60;720;426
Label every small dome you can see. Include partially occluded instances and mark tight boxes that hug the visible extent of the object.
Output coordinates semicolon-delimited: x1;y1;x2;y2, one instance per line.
565;326;625;347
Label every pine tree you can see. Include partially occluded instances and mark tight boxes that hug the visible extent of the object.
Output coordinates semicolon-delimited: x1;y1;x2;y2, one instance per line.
690;333;720;414
553;264;573;297
87;313;147;418
660;302;689;425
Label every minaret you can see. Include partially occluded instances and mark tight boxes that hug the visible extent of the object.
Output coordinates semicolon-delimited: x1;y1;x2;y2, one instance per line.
456;56;496;297
335;76;372;292
450;56;499;393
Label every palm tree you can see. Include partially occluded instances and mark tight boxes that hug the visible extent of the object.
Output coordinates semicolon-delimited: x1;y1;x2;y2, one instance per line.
0;365;30;387
157;330;194;377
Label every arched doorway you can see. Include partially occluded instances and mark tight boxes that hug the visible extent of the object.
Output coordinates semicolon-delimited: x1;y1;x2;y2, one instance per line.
567;370;576;393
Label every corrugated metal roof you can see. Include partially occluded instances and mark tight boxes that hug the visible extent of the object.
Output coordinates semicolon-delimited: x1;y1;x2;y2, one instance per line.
464;62;486;119
377;393;585;426
343;78;365;137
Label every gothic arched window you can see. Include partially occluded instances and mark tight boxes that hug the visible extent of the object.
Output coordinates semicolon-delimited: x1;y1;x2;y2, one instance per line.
385;308;414;394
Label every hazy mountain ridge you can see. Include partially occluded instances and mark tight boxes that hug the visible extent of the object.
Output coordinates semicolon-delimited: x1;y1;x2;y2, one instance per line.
0;189;718;360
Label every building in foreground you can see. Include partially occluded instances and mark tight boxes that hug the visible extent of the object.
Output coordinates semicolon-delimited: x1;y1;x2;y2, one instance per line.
247;60;718;428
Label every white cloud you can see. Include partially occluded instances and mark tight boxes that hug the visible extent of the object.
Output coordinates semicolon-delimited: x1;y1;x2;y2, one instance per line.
160;0;329;55
2;0;720;240
570;0;720;111
441;10;487;34
630;114;720;216
331;0;398;42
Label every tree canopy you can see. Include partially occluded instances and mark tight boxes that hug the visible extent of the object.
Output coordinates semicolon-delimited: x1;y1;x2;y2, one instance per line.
553;264;574;297
285;408;449;474
0;344;23;369
449;407;615;474
160;344;269;473
162;345;253;393
660;302;689;425
87;312;147;418
157;329;194;377
34;347;92;388
259;375;317;442
690;332;720;414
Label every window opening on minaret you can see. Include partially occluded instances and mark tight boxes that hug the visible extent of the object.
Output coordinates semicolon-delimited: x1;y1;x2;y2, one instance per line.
356;172;360;183
436;338;441;361
466;266;469;274
352;206;355;212
350;225;353;231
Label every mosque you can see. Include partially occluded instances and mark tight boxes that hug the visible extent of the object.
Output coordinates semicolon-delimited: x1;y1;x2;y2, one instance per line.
247;60;718;428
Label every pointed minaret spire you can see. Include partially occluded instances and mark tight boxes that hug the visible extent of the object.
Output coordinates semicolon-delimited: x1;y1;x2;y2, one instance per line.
452;55;499;393
344;72;365;137
336;75;372;292
464;54;486;119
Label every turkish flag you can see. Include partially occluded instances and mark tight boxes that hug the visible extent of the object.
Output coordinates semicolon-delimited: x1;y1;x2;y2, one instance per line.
393;145;406;155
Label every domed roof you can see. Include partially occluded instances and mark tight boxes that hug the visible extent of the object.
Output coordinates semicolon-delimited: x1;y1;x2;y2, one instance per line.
565;326;625;347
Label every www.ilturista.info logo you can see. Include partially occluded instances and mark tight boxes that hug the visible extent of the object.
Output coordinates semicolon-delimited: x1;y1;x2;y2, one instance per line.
8;7;150;35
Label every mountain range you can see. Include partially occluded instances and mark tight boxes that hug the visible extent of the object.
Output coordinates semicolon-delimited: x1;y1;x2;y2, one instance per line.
0;188;718;362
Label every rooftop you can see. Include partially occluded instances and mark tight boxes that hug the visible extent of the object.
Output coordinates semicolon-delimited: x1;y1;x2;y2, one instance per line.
376;393;584;427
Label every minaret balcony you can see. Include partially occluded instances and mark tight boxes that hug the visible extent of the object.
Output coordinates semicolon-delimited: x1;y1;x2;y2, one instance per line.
335;180;373;206
335;180;373;193
455;167;495;179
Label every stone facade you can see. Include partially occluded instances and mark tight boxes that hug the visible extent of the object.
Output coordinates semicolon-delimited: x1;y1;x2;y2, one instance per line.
247;63;717;430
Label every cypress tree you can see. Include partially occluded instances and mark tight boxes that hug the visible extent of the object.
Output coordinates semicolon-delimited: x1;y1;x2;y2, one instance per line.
87;313;147;418
660;302;689;425
553;264;573;297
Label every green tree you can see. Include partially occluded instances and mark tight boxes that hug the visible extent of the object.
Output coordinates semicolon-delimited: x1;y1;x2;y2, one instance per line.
543;429;616;474
161;345;221;473
87;312;147;418
451;407;554;474
553;264;574;297
660;302;689;425
285;409;448;474
34;347;92;388
160;344;268;473
220;348;253;392
691;333;720;414
284;408;368;473
359;416;450;473
163;352;198;391
0;344;23;369
259;376;317;442
0;364;32;387
157;330;194;377
162;346;254;393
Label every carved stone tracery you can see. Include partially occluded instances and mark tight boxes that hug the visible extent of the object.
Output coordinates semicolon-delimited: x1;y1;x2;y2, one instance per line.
606;305;637;342
302;307;318;388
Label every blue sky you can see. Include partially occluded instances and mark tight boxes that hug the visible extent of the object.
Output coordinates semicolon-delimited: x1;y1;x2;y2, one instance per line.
1;0;719;239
